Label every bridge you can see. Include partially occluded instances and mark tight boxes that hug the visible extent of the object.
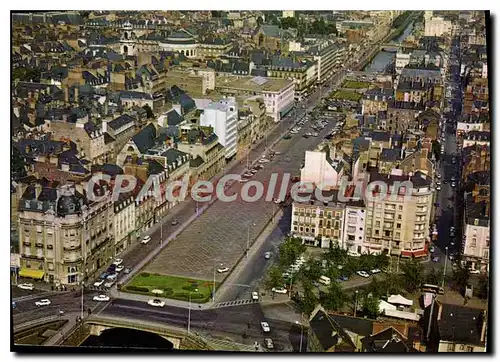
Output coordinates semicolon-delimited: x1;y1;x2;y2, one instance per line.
379;42;404;52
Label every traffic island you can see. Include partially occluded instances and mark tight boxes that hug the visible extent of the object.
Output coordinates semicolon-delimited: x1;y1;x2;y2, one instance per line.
123;273;217;303
341;80;371;89
330;90;362;102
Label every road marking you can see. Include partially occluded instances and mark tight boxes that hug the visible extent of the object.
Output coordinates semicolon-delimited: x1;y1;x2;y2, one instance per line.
213;299;257;309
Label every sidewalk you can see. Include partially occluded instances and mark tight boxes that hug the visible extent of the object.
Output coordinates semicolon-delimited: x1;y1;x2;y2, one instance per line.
42;312;80;346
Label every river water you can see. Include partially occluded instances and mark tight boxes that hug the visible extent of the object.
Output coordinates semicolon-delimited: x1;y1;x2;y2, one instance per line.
363;20;415;73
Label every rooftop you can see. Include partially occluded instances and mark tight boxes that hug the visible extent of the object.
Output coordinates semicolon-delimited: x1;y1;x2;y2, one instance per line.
216;76;294;93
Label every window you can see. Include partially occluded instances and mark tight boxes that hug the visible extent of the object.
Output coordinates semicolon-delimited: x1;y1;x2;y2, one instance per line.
398;205;403;211
397;223;401;229
470;238;477;247
375;230;379;235
375;221;380;227
486;237;490;247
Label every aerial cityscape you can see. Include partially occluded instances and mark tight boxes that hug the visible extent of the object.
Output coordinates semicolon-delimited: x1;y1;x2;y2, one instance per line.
10;10;490;352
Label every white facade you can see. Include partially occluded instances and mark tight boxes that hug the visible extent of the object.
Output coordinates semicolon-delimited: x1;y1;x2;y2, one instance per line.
282;10;295;18
395;52;411;75
262;82;295;122
300;150;343;188
200;98;238;159
456;121;485;136
424;17;452;37
463;222;490;272
113;196;136;253
342;205;367;255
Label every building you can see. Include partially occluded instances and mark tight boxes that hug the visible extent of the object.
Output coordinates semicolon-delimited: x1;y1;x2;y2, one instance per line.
341;200;367;255
266;57;318;98
364;170;433;257
423;301;487;352
361;88;394;115
113;192;136;255
462;187;490;273
215;76;295;122
17;179;114;286
282;11;295;18
164;67;216;98
199;97;238;159
424;16;452;37
300;147;345;188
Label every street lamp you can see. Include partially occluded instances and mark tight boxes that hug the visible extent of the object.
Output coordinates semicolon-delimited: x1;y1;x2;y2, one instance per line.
354;290;359;318
188;288;198;334
442;247;449;290
213;263;222;303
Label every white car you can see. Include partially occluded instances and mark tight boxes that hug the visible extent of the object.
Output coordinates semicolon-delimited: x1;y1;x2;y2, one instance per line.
265;338;274;349
273;198;281;204
436;185;441;191
239;178;249;183
357;271;370;278
148;299;165;308
259;159;270;164
93;294;110;302
35;299;51;307
264;252;272;259
115;265;124;273
370;269;381;275
261;322;271;333
104;280;116;288
113;258;123;266
141;235;151;244
451;182;456;188
217;267;229;273
18;283;34;291
469;269;481;275
94;279;105;287
252;292;259;301
272;287;288;294
243;173;253;178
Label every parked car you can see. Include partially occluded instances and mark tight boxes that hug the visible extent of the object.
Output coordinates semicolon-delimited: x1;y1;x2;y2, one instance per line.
451;181;456;188
264;338;274;349
338;275;349;282
104;280;116;288
264;252;272;259
432;256;440;263
115;265;124;273
261;322;271;333
18;283;34;291
357;271;370;278
272;287;288;294
469;269;481;275
429;246;435;253
93;294;110;302
106;273;118;281
124;268;131;274
370;268;381;275
171;219;179;226
239;178;249;183
94;279;105;287
148;299;165;308
217;267;229;273
35;299;51;307
113;258;123;266
252;292;259;301
141;235;151;244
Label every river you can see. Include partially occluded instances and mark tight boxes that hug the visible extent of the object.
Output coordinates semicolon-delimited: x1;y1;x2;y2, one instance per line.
81;327;174;350
363;20;415;73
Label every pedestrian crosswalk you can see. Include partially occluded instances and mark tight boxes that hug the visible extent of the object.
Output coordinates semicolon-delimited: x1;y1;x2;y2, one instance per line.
213;299;258;309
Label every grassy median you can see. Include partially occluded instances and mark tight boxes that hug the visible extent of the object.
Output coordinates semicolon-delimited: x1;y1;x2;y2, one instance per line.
341;80;371;89
330;90;363;102
124;273;216;303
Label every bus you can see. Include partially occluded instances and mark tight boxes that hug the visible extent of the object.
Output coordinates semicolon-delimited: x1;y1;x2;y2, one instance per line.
421;284;444;295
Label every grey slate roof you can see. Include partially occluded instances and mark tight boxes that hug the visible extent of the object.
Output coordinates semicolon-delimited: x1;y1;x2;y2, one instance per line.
380;148;402;162
132;123;157;153
108;114;136;131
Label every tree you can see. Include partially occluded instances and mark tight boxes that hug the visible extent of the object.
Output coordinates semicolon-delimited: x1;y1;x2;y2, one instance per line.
320;281;347;311
361;293;380;319
476;273;489;300
367;276;385;299
298;279;319;316
400;258;424;293
382;273;405;295
280;17;298;30
142;104;154;119
300;259;323;282
452;264;470;295
375;252;390;270
425;268;443;286
265;266;284;291
279;237;306;268
257;16;263;26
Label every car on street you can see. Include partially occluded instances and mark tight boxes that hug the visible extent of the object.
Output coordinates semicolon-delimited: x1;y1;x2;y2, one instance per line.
432;256;440;262
250;169;258;175
141;235;151;244
436;185;441;191
239;178;249;183
261;322;271;333
94;279;105;287
243;172;253;178
35;299;51;307
115;265;124;273
93;294;110;302
357;271;370;278
18;283;34;291
272;287;288;294
469;269;481;275
338;275;349;282
429;246;435;253
171;219;179;226
264;338;274;349
113;258;123;266
104;280;116;288
283;134;292;140
451;181;456;188
148;299;165;308
252;292;259;301
450;229;456;237
124;267;131;274
217;267;229;273
370;269;381;275
264;251;272;259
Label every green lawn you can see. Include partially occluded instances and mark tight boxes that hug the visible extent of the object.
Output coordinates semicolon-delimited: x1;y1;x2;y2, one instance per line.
341;80;371;89
124;273;216;303
330;90;363;102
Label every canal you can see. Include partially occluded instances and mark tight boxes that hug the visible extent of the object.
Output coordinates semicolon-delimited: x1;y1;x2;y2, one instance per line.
81;327;174;350
363;20;416;73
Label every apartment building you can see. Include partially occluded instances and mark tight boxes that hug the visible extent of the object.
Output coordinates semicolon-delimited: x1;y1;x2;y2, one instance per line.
462;188;490;273
17;180;114;286
424;16;452;37
199;97;238;159
215;76;295;122
364;170;433;257
291;190;346;249
113;192;136;255
164;67;216;98
341;200;367;255
300;148;345;188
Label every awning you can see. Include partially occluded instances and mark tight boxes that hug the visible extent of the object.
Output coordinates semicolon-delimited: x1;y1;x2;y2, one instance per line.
401;248;428;258
19;269;45;280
